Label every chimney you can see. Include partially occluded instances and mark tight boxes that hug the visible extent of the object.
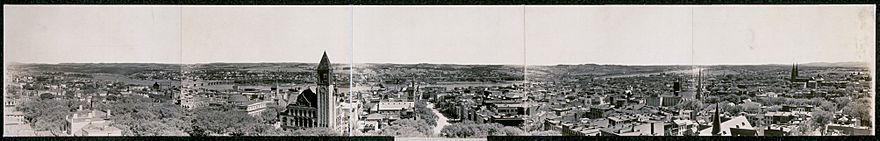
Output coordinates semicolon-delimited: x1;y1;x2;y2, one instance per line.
78;105;83;111
106;109;112;117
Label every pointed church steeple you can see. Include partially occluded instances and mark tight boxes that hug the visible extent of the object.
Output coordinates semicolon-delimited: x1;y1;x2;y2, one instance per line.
318;51;331;71
712;103;722;136
790;63;799;82
317;51;333;85
696;68;703;100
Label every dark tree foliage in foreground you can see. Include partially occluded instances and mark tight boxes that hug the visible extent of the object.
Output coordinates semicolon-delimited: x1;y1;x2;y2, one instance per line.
39;93;55;100
441;121;523;138
380;119;433;137
190;107;271;136
842;97;873;127
93;96;190;136
414;101;438;126
18;98;78;133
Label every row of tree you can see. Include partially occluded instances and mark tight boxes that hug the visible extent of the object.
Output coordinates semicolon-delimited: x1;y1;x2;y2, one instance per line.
440;121;524;138
185;104;339;136
90;96;190;136
17;98;79;134
414;101;438;126
841;97;872;127
376;101;439;137
694;95;862;116
378;119;434;137
19;95;342;136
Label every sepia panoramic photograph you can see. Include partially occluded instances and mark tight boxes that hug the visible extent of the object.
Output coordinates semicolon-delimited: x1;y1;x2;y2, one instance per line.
3;4;876;138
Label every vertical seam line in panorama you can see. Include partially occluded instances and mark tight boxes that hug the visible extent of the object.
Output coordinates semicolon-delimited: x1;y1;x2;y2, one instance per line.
523;5;528;93
180;6;184;96
348;4;355;137
691;7;695;67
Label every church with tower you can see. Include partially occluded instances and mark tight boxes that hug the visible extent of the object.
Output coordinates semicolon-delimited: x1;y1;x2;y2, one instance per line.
278;52;342;133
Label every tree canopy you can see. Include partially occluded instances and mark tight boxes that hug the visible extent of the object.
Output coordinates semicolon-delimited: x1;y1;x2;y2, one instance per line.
39;93;55;100
93;97;190;136
675;100;703;111
18;98;75;133
842;97;872;127
380;119;433;137
440;121;524;138
414;101;438;126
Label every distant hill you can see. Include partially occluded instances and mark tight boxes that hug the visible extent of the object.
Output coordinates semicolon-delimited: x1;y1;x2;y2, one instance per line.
12;63;182;75
800;62;868;67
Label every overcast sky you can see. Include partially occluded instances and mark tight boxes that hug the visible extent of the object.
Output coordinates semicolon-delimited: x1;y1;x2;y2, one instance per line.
182;6;352;64
354;6;524;65
526;5;874;65
4;5;875;65
4;6;182;64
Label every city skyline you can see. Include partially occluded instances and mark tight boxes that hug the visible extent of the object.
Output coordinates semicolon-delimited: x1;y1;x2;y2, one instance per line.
5;51;874;137
3;5;875;137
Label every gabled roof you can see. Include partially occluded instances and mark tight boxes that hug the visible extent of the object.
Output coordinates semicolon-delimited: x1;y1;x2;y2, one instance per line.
673;119;697;125
292;88;317;108
698;116;754;136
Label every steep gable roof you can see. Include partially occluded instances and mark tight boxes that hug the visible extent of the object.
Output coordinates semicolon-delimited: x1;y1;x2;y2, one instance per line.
292;88;317;108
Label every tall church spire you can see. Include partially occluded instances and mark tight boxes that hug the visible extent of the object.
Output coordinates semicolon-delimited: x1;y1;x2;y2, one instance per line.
696;68;703;100
712;103;721;136
790;63;798;82
317;51;333;85
318;51;331;71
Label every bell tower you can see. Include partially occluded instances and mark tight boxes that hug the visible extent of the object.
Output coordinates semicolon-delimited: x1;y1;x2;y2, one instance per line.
315;51;337;130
